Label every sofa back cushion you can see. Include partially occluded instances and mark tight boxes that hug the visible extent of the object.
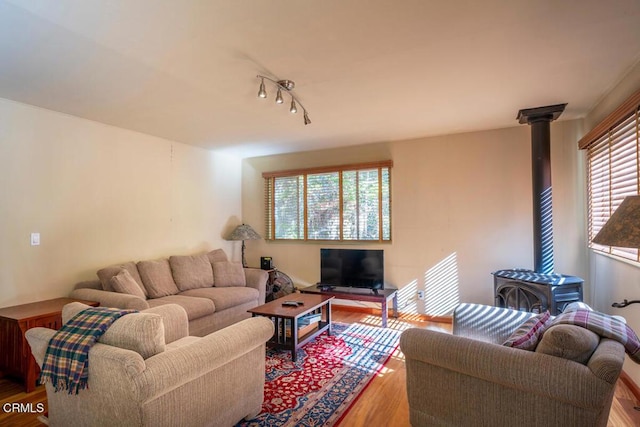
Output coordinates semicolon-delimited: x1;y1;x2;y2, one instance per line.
536;324;600;364
62;302;165;359
97;262;147;298
110;269;147;299
213;261;246;287
170;254;214;291
207;249;228;264
137;258;180;298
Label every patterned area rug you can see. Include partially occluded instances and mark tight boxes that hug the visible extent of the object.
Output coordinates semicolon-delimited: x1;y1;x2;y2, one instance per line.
236;322;400;427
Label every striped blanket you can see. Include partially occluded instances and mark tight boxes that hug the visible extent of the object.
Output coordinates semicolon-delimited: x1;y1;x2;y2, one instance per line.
38;307;136;394
552;309;640;363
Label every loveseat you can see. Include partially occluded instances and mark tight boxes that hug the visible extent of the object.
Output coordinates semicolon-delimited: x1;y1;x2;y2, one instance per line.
69;249;268;336
400;303;626;427
26;302;274;426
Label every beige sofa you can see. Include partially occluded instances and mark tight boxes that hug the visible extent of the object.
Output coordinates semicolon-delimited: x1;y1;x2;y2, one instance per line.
26;302;274;427
70;249;268;336
400;303;625;427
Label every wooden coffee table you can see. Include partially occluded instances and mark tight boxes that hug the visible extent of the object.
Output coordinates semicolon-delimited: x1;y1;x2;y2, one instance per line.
248;293;333;361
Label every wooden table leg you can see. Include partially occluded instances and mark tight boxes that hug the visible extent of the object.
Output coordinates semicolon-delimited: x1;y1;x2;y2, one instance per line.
381;299;388;328
392;292;399;318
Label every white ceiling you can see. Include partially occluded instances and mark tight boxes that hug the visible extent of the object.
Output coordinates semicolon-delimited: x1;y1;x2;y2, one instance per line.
1;0;640;158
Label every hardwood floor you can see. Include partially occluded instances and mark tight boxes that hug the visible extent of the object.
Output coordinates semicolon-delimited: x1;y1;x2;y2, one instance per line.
1;307;639;426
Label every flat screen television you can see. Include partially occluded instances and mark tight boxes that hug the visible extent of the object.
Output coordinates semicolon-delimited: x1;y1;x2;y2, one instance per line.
319;248;384;293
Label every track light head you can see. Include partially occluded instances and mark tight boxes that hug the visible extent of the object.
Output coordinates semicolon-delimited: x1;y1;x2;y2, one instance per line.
258;78;267;98
256;75;310;124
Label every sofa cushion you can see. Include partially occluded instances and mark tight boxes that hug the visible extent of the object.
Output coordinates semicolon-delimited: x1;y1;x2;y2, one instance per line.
97;262;147;298
207;249;228;264
213;261;246;287
179;287;259;312
137;258;180;298
146;295;215;320
110;269;146;299
170;254;214;291
62;302;165;359
503;311;552;351
536;324;600;364
142;304;189;344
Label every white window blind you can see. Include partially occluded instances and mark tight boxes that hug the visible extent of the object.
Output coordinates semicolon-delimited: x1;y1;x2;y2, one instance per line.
581;90;640;261
263;161;392;241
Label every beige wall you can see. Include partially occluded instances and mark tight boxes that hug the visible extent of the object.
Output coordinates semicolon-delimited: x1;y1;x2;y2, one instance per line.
0;98;242;308
242;118;587;315
586;60;640;385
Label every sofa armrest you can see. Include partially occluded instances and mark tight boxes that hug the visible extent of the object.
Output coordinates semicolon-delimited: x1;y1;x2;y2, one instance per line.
70;288;150;310
244;268;268;303
136;316;274;401
25;327;56;367
400;328;618;410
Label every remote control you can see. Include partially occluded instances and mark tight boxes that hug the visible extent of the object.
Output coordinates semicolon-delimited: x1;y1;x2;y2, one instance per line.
282;301;299;307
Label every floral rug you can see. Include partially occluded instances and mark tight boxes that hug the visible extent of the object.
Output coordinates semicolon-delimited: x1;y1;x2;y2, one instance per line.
236;322;401;427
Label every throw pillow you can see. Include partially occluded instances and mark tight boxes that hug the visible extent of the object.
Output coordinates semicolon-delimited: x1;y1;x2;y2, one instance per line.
169;254;214;291
563;302;593;313
535;324;600;364
503;311;552;351
97;262;147;297
213;261;246;287
110;269;147;300
137;258;180;298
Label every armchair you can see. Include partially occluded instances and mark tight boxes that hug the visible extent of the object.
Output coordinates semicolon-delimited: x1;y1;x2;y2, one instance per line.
400;303;625;427
26;302;274;427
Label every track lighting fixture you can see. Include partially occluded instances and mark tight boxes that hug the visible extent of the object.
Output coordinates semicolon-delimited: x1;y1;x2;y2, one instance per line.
256;75;311;125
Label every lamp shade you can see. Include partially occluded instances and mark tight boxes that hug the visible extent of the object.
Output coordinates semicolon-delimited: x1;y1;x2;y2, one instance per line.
592;195;640;248
228;224;261;241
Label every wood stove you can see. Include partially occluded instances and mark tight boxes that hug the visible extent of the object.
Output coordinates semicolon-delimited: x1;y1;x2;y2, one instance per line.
493;104;583;315
493;269;583;315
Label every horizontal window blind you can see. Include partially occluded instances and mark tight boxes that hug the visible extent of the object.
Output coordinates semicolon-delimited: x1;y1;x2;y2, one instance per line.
582;89;640;262
263;161;392;242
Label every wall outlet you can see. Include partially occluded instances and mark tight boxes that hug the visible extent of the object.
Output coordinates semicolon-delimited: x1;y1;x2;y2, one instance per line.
417;290;425;300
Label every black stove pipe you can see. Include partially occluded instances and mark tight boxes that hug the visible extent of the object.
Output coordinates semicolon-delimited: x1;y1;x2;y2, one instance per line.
516;104;567;274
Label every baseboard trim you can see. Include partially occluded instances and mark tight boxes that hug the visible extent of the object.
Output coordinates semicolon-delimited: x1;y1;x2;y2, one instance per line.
620;370;640;402
332;304;453;324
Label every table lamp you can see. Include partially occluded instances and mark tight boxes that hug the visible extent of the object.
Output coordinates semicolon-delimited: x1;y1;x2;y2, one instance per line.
228;224;262;267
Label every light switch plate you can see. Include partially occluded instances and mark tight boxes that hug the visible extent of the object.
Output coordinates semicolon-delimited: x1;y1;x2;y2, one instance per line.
30;232;40;246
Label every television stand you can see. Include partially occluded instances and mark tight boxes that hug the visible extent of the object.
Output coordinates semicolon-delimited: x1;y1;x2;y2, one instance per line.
302;286;398;328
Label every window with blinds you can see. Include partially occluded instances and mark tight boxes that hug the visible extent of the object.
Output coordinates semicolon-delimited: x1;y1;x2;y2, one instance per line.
263;161;392;241
581;90;640;261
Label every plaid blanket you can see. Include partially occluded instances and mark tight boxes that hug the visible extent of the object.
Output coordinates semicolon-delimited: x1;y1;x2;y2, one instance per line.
552;309;640;363
38;307;136;394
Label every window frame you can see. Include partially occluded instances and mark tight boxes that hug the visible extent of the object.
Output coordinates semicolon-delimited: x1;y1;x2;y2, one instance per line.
580;89;640;262
262;160;392;242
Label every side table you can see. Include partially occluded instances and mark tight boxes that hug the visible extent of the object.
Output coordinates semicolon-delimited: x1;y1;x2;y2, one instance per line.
0;297;99;392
